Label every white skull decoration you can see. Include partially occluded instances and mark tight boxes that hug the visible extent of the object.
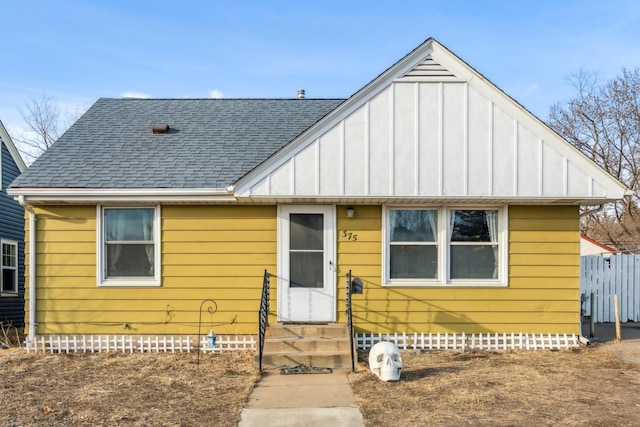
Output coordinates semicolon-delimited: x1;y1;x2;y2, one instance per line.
368;341;402;381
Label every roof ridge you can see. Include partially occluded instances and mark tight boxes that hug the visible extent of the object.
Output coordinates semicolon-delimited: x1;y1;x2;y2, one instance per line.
101;97;348;101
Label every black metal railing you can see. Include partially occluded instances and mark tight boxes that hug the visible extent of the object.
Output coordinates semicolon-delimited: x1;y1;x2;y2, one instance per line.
258;269;270;371
346;270;355;373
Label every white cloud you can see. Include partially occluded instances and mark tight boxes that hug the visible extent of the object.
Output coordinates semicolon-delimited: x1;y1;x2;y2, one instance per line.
209;89;224;98
120;91;151;99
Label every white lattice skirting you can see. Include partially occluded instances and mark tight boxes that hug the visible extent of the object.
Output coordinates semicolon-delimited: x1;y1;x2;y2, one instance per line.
25;332;580;353
356;332;581;351
26;335;256;353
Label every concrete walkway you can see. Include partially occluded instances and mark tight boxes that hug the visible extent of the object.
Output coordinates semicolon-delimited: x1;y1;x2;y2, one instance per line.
238;368;364;427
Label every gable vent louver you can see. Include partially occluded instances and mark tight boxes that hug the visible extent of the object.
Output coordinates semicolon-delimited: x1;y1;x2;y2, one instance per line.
151;123;170;134
396;55;457;82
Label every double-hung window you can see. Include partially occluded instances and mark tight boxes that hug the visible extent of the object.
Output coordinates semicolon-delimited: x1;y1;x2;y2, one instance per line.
384;206;506;286
1;240;18;294
97;206;160;286
389;209;439;280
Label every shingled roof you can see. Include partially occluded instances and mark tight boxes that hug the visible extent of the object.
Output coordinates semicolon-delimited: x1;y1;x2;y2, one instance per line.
10;98;345;189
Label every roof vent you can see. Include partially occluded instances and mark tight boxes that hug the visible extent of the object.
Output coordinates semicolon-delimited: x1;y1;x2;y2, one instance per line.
151;123;170;134
297;89;305;99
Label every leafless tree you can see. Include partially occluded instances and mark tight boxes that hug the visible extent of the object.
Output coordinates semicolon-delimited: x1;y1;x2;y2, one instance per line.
547;68;640;251
13;93;82;164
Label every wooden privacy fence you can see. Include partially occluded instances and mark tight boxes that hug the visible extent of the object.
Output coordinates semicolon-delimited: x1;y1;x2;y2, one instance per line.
580;254;640;322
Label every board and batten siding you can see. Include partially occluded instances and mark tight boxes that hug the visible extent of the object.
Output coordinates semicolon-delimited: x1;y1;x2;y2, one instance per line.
241;79;612;201
0;141;25;326
338;205;581;335
27;205;277;335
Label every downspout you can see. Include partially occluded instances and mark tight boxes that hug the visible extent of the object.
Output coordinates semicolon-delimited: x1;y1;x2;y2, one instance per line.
580;204;604;217
17;195;36;343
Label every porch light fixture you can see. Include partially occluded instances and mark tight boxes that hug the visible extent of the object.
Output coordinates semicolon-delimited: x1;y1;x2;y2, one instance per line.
346;207;355;218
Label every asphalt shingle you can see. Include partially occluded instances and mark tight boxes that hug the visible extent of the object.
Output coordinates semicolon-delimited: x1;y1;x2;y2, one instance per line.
10;98;345;189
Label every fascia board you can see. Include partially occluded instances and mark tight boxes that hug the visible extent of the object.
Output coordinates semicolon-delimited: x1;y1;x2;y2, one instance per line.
7;187;236;203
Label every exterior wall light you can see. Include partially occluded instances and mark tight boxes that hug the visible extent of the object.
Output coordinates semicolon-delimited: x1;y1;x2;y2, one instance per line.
346;207;355;218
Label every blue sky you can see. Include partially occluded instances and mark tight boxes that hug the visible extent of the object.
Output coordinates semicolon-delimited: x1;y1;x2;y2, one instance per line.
2;0;640;140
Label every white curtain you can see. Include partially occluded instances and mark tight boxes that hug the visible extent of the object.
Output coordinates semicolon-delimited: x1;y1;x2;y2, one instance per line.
426;210;438;240
449;210;456;241
142;215;154;274
485;210;499;279
106;211;126;273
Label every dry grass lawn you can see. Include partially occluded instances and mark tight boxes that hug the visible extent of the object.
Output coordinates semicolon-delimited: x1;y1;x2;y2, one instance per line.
0;349;259;426
350;346;640;426
2;344;640;426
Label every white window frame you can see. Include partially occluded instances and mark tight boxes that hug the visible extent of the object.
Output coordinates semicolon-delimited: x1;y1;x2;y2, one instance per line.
1;239;18;295
383;205;508;287
97;205;161;287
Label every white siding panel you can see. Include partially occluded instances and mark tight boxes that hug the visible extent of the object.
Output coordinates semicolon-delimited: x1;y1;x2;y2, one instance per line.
418;83;442;196
442;83;465;196
270;160;293;195
516;124;541;196
567;161;590;198
492;105;515;196
592;180;606;198
467;86;491;196
369;87;392;196
541;142;565;197
319;126;342;195
294;141;318;195
393;83;417;195
344;106;367;195
249;177;269;196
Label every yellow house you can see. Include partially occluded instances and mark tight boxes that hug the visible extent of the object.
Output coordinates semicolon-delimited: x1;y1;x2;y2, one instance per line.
9;39;626;357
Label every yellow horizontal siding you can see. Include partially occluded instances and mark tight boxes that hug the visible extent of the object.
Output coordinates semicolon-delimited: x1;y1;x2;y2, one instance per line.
37;287;263;300
510;230;578;242
342;205;581;335
27;203;581;337
29;205;276;335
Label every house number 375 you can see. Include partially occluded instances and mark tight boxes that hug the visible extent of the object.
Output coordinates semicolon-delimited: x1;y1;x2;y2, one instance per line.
342;230;358;241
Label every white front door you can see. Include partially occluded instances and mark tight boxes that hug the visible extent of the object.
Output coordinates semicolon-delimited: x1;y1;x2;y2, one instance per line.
277;205;336;322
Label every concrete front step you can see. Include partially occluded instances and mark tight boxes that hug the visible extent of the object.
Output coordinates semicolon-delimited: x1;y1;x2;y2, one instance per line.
261;352;353;370
265;323;351;339
263;336;352;353
259;323;353;370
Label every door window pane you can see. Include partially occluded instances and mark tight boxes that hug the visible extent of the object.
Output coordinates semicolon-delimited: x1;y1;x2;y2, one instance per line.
290;214;323;250
290;252;324;288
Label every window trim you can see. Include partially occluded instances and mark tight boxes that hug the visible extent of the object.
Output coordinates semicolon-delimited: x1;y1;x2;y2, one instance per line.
383;205;508;287
96;205;161;287
1;239;19;295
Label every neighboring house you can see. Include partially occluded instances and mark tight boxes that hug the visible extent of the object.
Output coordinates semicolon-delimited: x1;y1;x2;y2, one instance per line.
0;120;26;328
580;234;616;257
8;38;627;352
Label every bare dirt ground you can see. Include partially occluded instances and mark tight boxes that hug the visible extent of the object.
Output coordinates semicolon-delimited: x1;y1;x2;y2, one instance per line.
3;339;640;426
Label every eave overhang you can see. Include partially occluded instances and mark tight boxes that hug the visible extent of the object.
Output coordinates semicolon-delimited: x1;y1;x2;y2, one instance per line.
7;187;236;204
